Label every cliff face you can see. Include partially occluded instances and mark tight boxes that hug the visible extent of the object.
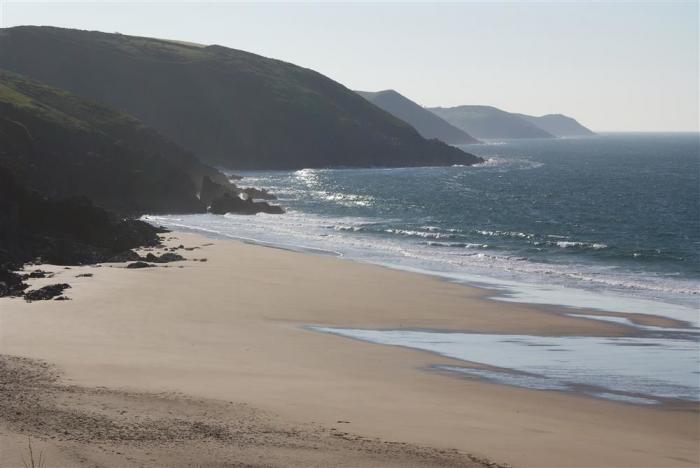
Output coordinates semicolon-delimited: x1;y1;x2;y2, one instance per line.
357;90;479;145
0;164;162;270
429;105;555;140
514;113;595;137
0;70;216;214
0;26;482;169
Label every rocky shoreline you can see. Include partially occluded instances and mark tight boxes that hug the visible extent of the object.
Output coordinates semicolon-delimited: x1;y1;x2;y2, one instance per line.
0;158;285;302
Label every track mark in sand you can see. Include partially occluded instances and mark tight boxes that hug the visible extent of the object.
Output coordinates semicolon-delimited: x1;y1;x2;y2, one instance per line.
0;355;510;468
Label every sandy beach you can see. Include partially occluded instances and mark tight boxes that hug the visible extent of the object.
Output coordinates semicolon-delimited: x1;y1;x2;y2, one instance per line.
1;232;697;468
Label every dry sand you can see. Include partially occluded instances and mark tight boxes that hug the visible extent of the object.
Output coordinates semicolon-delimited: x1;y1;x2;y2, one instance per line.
1;232;698;467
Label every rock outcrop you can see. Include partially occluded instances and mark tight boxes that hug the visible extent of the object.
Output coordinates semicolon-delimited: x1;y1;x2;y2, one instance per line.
199;176;232;207
209;193;284;215
242;187;276;201
24;283;71;302
0;166;163;267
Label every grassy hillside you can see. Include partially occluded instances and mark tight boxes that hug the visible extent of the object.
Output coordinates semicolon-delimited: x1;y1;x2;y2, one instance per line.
0;26;481;169
0;70;220;214
357;90;479;145
514;113;595;137
429;105;555;140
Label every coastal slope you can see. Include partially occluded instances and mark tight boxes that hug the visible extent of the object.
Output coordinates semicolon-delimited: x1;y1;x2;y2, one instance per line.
429;105;555;139
357;89;480;144
0;26;482;169
514;113;596;137
0;70;230;214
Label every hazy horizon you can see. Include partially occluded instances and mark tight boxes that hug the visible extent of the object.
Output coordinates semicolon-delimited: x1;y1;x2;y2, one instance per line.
2;0;698;132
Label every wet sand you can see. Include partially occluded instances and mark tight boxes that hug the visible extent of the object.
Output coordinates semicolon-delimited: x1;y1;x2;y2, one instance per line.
1;232;697;467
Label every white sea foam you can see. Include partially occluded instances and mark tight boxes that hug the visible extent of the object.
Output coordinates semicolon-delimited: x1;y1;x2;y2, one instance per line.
384;228;456;239
472;157;544;171
437;366;571;391
476;230;534;239
568;314;700;334
144;208;699;326
312;327;700;403
556;241;608;250
425;241;488;249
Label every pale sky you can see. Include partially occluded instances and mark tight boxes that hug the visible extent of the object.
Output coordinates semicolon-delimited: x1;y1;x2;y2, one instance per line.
1;1;698;132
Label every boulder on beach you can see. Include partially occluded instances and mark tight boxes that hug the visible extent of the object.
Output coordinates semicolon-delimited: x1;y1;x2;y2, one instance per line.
108;250;142;263
145;252;185;263
126;262;155;269
24;283;71;302
0;266;28;298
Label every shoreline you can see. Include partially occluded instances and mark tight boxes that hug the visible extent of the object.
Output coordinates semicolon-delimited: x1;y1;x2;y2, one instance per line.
149;217;700;328
1;231;698;467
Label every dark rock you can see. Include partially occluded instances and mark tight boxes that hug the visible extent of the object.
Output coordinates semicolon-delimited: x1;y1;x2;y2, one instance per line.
200;176;233;207
111;220;162;252
75;273;93;278
24;283;70;302
257;203;284;215
108;250;142;263
157;252;184;263
126;262;155;269
25;269;51;279
0;165;165;267
54;296;70;301
0;266;28;297
144;252;185;263
208;193;249;214
242;187;276;200
209;193;284;215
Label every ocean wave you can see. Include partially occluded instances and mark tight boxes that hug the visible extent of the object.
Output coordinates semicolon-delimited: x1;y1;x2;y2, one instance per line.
471;140;508;146
556;241;608;250
476;229;535;239
294;168;321;175
145;212;699;303
332;225;364;232
385;228;457;240
474;230;610;251
426;241;489;249
294;168;321;188
472;157;544;171
318;192;375;207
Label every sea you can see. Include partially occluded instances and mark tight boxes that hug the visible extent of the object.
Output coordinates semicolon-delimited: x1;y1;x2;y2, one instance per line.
145;132;700;404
